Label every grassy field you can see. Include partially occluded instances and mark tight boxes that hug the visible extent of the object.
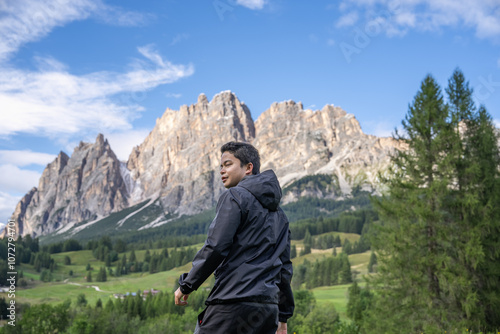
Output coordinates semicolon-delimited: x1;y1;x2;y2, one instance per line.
11;263;204;307
312;281;367;320
6;231;371;320
312;284;350;318
291;231;361;266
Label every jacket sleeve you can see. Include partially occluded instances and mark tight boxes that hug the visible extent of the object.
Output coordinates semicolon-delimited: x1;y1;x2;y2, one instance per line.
277;225;295;323
178;190;242;294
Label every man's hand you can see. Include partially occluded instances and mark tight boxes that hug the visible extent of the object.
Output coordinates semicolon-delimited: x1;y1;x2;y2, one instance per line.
174;287;189;306
276;321;287;334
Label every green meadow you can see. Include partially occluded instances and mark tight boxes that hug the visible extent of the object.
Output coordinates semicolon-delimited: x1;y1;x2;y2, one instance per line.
5;232;369;321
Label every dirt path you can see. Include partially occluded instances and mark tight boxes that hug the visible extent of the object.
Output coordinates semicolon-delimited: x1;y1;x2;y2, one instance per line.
64;279;108;293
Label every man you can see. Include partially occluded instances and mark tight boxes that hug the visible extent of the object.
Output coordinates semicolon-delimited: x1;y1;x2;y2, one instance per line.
175;141;294;334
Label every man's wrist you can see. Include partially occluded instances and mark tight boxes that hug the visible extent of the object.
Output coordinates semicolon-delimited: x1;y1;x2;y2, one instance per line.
179;285;192;295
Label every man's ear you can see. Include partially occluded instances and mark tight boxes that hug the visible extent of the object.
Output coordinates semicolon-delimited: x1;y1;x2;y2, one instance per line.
245;162;253;175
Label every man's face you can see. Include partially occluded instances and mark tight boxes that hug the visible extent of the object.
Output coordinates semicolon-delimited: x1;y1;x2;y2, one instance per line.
220;151;252;188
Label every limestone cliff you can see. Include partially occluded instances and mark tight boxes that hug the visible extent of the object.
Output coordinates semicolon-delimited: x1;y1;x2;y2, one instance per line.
2;134;129;238
126;91;255;216
3;91;404;238
253;101;402;202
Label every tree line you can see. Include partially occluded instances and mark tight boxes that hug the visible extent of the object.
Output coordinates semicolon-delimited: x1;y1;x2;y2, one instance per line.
0;288;362;334
292;253;353;290
289;209;377;240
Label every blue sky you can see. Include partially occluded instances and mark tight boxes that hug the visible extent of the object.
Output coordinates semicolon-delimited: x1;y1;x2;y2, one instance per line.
1;0;500;226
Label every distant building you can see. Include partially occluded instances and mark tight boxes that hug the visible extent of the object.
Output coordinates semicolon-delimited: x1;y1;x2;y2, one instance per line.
113;289;160;300
113;292;137;299
142;288;160;300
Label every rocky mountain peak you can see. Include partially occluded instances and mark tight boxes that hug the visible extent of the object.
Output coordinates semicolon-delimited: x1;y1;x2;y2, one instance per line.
197;93;208;105
253;100;393;193
321;104;347;118
54;151;69;173
125;91;256;216
5;134;128;238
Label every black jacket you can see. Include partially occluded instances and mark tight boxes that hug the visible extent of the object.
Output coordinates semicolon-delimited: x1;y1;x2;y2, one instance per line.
178;170;294;323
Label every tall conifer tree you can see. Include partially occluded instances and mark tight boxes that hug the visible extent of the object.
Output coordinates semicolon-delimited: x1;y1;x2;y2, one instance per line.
366;74;465;332
364;70;500;333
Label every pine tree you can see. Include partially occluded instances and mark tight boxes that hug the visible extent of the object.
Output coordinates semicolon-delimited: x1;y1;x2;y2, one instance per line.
300;243;311;256
347;281;374;326
446;70;500;329
366;74;459;333
34;254;41;272
129;250;136;263
367;252;377;273
96;267;107;282
115;262;122;277
365;71;500;332
468;107;500;328
114;238;127;253
76;293;87;307
342;239;352;255
290;245;297;259
347;281;362;322
96;298;103;308
303;229;312;248
105;299;114;313
334;235;341;247
339;253;352;284
121;254;128;275
144;249;151;263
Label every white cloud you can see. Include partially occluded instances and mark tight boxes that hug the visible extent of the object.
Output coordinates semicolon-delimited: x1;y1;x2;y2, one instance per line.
0;2;179;141
33;55;69;72
104;129;150;161
0;165;41;194
363;120;396;138
327;39;336;46
336;0;500;40
0;191;22;225
94;3;153;27
0;0;152;62
0;46;194;138
236;0;266;10
0;150;55;167
336;11;359;28
0;0;96;61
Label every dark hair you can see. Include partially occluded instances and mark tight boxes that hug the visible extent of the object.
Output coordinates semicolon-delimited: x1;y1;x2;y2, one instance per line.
220;141;260;175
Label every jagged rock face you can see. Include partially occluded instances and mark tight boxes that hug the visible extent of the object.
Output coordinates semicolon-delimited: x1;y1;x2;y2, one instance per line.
127;91;255;215
253;101;402;197
2;91;406;238
3;134;129;238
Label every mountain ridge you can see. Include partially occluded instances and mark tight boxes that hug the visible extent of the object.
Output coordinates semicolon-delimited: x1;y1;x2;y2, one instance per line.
2;91;401;239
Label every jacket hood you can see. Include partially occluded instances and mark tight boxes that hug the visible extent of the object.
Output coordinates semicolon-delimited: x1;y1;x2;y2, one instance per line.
237;170;282;211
